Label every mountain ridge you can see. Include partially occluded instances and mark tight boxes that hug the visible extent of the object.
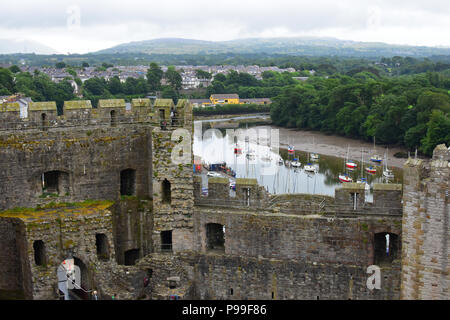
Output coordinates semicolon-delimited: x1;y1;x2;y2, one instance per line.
94;37;450;57
0;39;59;55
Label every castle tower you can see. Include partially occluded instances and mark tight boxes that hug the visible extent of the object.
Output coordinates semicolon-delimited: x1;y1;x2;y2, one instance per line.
401;144;449;299
151;99;195;253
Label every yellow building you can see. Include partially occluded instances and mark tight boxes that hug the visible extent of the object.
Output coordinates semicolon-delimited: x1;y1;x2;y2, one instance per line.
210;94;239;105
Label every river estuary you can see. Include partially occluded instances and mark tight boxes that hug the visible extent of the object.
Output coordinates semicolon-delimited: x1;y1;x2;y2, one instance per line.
193;116;406;202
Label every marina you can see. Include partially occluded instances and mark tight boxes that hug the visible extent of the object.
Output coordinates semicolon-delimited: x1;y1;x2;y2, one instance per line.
194;120;404;202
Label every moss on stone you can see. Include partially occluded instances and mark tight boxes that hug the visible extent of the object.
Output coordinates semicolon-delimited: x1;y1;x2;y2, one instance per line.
236;178;258;186
64;100;92;110
208;177;229;184
0;200;114;220
131;98;151;108
373;184;402;191
28;101;57;111
98;99;126;108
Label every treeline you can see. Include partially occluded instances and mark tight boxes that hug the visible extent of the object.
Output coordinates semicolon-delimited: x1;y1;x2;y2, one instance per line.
193;104;270;116
0;67;75;112
205;70;299;99
270;72;450;156
0;62;184;111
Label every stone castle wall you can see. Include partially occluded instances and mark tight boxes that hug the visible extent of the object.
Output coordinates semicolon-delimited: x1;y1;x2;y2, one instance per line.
0;98;157;130
151;99;195;254
1;97;447;300
401;144;449;299
192;254;401;300
0;125;152;211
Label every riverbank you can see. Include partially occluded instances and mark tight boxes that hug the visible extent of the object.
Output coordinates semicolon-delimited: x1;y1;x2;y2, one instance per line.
194;114;427;168
194;113;270;121
254;125;423;168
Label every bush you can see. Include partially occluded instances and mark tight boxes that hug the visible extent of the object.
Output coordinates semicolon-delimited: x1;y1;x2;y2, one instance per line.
193;104;270;116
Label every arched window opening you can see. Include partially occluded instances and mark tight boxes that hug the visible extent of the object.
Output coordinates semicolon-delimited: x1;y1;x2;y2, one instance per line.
124;248;140;266
120;169;136;196
161;230;172;252
110;110;116;126
41;171;69;196
95;233;110;261
41;113;48;130
206;223;225;252
159;109;167;129
374;232;399;265
33;240;46;266
162;179;171;204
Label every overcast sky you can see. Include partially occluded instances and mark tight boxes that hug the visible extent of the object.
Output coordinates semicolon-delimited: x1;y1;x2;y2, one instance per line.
1;0;449;54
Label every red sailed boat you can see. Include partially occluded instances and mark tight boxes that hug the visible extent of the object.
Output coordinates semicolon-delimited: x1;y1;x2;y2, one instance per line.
365;166;377;174
339;174;353;183
346;161;357;169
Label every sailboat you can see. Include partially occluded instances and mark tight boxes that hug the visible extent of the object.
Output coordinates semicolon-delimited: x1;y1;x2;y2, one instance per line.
365;165;377;174
246;149;256;160
277;155;284;165
339;147;353;183
304;153;317;173
383;149;394;179
356;149;370;190
310;138;320;160
291;158;301;168
345;146;357;169
370;136;383;163
339;173;353;183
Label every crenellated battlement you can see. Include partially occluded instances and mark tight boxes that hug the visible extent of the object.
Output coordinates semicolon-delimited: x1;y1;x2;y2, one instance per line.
0;98;191;131
194;175;402;216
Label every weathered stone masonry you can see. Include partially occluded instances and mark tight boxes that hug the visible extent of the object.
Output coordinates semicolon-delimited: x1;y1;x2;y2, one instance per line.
0;97;448;300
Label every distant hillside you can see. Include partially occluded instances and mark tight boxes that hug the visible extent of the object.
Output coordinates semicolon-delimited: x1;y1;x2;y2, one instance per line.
0;39;58;54
95;37;450;57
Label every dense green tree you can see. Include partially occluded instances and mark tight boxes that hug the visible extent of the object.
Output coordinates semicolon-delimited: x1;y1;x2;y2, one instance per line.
165;66;182;91
161;85;178;103
0;68;14;92
420;110;450;155
66;68;77;77
9;65;20;73
270;71;449;153
147;62;163;91
214;73;226;82
107;76;123;95
135;78;149;94
83;77;107;95
55;62;66;69
195;69;211;79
